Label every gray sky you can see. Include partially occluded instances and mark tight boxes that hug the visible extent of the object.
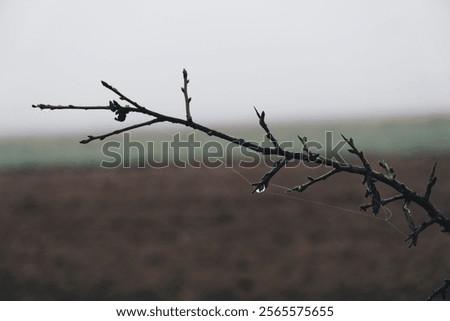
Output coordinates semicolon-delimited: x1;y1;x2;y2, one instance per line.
1;0;450;137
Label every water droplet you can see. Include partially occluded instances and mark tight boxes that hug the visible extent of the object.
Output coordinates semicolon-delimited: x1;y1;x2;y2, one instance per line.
256;185;266;193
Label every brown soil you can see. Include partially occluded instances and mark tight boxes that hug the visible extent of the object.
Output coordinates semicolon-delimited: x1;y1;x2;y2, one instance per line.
1;155;449;300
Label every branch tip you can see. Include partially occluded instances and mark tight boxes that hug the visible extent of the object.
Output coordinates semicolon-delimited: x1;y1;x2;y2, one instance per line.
297;135;307;144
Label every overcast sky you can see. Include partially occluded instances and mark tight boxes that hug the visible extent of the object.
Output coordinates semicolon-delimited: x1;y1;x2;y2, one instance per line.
1;0;450;137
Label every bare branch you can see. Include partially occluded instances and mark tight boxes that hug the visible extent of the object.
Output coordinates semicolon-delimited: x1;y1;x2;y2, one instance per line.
297;135;308;152
252;158;289;194
101;81;147;111
31;71;450;227
360;194;404;211
31;70;450;231
32;104;111;111
32;68;450;300
427;279;450;301
287;168;340;193
181;69;193;122
79;119;163;144
378;159;396;180
405;217;438;247
424;162;438;201
297;135;320;161
254;107;280;149
401;200;419;246
340;134;370;168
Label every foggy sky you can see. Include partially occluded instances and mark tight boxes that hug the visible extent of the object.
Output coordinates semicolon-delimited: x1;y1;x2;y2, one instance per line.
1;0;450;137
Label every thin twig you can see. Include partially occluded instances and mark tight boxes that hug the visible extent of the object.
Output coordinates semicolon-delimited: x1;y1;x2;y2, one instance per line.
360;194;404;211
32;71;450;232
31;70;450;231
340;134;370;168
378;159;396;180
79;119;163;144
251;158;290;194
287;168;340;193
427;279;450;301
254;107;279;149
32;104;111;111
101;81;147;111
181;69;192;122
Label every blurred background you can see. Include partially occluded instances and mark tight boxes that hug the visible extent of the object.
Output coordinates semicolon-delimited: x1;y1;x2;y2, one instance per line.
1;0;450;300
